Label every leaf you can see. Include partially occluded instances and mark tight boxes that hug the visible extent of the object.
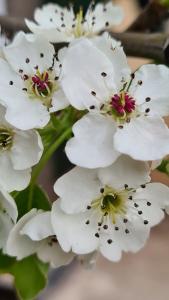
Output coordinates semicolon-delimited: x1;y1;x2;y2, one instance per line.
9;255;48;300
0;250;15;271
15;185;51;219
157;159;169;175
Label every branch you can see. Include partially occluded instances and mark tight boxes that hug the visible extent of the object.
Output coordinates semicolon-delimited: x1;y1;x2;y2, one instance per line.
0;15;28;35
110;32;169;64
127;0;169;32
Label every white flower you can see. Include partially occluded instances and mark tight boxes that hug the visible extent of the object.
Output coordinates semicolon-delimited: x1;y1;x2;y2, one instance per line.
0;104;43;192
51;156;169;262
25;1;123;43
0;187;18;253
0;32;69;130
6;209;74;268
60;37;169;168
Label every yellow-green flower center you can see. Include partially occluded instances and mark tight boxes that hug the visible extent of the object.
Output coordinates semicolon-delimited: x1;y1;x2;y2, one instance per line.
0;127;13;151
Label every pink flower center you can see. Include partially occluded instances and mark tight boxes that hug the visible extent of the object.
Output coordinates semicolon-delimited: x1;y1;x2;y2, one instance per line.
31;71;52;96
111;92;136;116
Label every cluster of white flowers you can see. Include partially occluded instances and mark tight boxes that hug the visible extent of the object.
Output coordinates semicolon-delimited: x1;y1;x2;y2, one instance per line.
0;1;169;270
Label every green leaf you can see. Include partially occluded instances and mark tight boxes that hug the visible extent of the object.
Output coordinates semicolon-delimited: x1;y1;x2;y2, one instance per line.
15;185;51;219
11;255;48;300
0;250;15;271
157;159;169;175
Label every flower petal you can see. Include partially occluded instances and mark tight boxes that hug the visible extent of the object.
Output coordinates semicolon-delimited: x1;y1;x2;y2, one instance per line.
4;32;55;74
21;211;54;241
37;239;74;268
0;188;18;222
51;200;99;254
10;130;43;170
130;64;169;117
0;153;31;192
50;88;69;112
114;116;169;161
6;209;39;259
0;212;14;252
54;167;101;214
85;1;123;34
66;113;120;168
98;155;150;190
61;38;119;110
99;234;122;262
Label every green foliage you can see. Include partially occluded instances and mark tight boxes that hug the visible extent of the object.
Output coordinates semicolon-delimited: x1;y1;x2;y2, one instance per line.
157;159;169;175
160;0;169;7
14;185;51;219
0;252;49;300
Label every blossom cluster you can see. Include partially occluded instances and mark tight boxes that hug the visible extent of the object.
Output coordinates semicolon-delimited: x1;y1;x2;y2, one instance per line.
0;1;169;271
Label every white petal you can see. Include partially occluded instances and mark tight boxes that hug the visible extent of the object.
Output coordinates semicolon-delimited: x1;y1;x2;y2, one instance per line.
4;33;55;74
130;64;169;117
25;20;70;43
85;2;123;33
0;212;14;252
21;211;54;241
98;155;150;190
0;153;31;192
112;216;150;253
54;167;101;214
50;87;69;112
10;130;43;170
114;116;169;161
37;239;74;268
99;234;122;262
51;200;99;254
61;38;118;110
0;188;18;222
135;183;169;208
66;113;120;168
6;209;39;259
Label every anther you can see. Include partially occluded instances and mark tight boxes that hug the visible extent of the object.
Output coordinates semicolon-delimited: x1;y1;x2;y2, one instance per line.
147;202;151;206
107;239;112;244
141;184;146;188
105;22;109;27
144;220;149;225
125;229;130;234
22;88;27;91
25;58;30;64
123;218;128;223
40;53;44;58
19;69;23;73
91;91;96;96
100;188;104;194
124;184;128;189
89;105;95;110
23;74;28;80
145;108;150;113
9;81;13;85
118;125;124;129
134;203;139;208
103;225;108;230
138;80;143;85
87;205;91;210
95;233;100;238
115;226;119;231
129;196;133;200
101;72;107;77
131;73;135;79
138;210;143;215
85;220;90;225
145;97;151;102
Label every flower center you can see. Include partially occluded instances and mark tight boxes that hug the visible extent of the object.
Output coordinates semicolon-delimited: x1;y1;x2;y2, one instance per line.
0;128;13;151
92;186;127;224
73;8;85;38
24;69;58;108
101;91;136;123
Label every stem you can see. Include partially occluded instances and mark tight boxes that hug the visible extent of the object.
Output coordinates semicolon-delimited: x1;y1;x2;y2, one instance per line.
27;127;72;210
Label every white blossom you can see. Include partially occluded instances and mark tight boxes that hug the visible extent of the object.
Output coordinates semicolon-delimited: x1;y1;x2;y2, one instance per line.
0;187;18;253
51;156;169;262
0;104;43;192
60;36;169;168
6;209;74;268
25;1;123;43
0;31;69;130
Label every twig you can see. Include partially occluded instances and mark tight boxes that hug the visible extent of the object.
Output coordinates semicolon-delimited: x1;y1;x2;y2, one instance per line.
127;0;169;32
0;15;28;36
